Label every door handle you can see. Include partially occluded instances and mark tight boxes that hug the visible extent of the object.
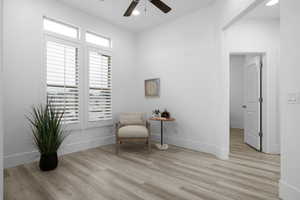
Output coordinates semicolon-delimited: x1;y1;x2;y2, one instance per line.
242;105;247;109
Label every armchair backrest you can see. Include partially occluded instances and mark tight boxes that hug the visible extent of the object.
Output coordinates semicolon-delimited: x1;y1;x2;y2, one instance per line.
119;112;146;126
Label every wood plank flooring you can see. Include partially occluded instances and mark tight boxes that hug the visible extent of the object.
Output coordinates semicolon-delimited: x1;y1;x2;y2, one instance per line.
4;129;280;200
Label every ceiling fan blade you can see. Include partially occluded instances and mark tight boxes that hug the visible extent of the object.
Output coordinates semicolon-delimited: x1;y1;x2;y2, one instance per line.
150;0;171;13
124;0;139;17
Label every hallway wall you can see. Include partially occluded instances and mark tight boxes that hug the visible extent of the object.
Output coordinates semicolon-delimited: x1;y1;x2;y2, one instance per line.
230;55;245;129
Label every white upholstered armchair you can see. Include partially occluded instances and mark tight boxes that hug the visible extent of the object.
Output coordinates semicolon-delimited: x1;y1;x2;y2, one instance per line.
115;113;151;154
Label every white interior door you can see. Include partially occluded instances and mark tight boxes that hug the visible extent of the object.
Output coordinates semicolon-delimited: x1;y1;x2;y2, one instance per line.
243;55;261;151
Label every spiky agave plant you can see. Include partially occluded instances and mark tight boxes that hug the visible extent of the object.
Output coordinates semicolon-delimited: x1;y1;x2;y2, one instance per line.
27;103;67;156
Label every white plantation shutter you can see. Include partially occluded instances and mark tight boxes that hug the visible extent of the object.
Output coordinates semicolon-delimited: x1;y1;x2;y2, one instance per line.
88;50;112;122
46;40;80;123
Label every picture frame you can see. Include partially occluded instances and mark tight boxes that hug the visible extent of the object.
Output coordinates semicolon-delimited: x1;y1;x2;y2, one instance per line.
145;78;160;97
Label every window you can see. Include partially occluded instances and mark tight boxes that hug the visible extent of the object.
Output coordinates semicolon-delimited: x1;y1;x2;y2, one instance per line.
88;49;112;122
86;32;111;48
43;17;113;127
44;18;79;39
46;40;80;123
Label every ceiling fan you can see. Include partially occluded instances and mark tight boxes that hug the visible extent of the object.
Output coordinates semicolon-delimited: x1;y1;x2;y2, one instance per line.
124;0;172;17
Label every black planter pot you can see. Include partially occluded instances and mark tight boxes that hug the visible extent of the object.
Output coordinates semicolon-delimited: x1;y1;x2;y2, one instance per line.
39;152;58;171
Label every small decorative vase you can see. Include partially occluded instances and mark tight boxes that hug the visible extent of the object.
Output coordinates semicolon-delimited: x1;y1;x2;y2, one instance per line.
39;152;58;171
161;109;170;118
153;109;161;118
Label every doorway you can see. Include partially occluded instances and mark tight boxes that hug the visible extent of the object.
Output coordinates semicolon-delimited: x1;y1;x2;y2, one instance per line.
223;0;280;155
230;53;264;152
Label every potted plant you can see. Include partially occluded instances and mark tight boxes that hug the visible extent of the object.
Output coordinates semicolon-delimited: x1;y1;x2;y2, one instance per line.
27;103;68;171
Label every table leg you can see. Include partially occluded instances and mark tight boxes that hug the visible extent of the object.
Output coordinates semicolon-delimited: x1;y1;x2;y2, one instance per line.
161;120;163;145
155;120;168;150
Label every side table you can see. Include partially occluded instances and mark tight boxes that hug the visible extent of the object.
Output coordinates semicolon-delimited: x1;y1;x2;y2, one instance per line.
149;117;175;150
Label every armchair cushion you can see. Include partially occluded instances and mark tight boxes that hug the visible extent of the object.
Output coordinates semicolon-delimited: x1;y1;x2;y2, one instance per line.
118;125;148;138
119;112;145;126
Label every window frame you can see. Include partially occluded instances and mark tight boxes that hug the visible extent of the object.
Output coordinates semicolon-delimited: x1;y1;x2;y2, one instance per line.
85;30;112;50
85;46;113;129
43;35;83;131
43;17;81;42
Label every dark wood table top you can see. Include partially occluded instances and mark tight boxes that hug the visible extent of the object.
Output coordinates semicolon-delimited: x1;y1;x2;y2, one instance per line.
149;117;175;121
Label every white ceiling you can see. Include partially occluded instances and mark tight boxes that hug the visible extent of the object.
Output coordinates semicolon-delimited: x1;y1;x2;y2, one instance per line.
245;0;280;20
58;0;215;32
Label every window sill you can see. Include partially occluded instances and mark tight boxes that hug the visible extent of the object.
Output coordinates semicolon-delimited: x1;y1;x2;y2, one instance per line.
86;120;113;130
61;120;113;133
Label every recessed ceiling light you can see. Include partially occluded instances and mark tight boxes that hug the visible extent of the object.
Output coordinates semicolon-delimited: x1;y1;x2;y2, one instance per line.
266;0;279;6
132;10;140;16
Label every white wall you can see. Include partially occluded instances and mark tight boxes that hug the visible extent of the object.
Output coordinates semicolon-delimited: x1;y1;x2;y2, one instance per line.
3;0;138;168
279;0;300;199
136;7;226;158
230;55;245;129
0;0;3;197
220;0;257;27
134;0;266;160
225;19;280;154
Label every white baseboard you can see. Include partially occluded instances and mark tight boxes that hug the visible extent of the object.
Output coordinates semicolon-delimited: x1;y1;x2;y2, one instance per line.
230;123;244;130
4;135;114;168
5;134;229;168
151;134;229;160
4;151;40;169
266;143;280;155
279;179;300;200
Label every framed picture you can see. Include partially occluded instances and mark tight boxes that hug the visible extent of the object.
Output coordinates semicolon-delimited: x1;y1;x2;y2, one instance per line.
145;78;160;97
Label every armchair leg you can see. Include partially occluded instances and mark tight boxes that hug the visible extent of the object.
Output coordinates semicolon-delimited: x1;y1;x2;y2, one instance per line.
148;138;151;153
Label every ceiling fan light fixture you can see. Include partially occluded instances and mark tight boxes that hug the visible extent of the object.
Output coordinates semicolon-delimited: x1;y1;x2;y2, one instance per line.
266;0;279;7
124;0;171;17
132;9;140;16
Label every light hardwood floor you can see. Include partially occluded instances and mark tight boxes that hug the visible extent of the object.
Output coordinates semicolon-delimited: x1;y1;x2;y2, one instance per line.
4;129;280;200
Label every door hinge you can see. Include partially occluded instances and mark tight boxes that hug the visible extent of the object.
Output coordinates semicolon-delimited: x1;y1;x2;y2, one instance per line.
259;132;263;137
259;97;263;103
260;58;263;69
